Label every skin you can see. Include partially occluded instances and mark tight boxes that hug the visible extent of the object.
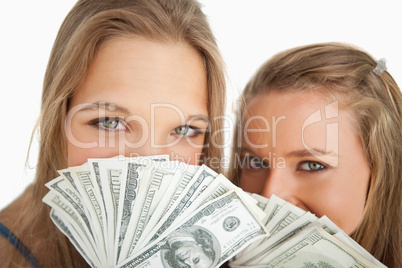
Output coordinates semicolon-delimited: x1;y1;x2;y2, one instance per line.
175;241;213;268
66;37;208;166
240;90;370;234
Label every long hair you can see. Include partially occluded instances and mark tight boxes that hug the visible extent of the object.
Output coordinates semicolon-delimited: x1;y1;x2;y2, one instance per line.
6;0;226;266
230;42;402;267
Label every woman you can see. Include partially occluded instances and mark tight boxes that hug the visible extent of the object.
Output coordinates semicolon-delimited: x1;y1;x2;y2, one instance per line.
230;42;401;267
0;0;226;266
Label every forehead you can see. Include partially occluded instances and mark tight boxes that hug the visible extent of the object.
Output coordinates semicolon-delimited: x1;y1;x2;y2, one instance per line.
71;36;208;115
244;90;334;133
246;90;332;118
242;90;357;151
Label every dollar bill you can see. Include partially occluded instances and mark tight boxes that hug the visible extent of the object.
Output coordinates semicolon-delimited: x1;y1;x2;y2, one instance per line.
117;190;268;268
49;209;100;268
254;223;381;268
57;169;80;193
168;174;266;227
113;155;169;263
250;193;270;213
87;157;125;266
236;193;288;262
230;203;386;268
317;216;386;267
134;163;199;249
233;211;317;265
113;158;148;263
66;164;108;263
43;191;105;265
45;177;90;235
119;161;179;259
134;164;218;247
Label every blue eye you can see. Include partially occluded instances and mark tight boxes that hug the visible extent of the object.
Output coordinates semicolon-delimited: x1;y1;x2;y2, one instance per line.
299;161;325;171
172;125;200;137
102;118;119;129
90;117;126;130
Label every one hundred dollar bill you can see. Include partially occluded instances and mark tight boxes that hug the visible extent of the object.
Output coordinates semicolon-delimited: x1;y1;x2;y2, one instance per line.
117;190;268;268
255;223;382;268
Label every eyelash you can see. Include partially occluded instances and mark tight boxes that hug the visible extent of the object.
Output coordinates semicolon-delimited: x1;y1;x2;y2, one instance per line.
240;155;326;173
88;117;127;131
88;118;202;138
297;161;326;172
171;125;202;137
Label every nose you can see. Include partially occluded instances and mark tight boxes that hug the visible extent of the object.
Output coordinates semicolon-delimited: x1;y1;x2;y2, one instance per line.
261;169;308;210
126;146;170;158
123;135;172;158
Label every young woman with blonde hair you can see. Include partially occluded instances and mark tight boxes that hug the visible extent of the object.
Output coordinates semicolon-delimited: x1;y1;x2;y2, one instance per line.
230;42;401;267
0;0;226;266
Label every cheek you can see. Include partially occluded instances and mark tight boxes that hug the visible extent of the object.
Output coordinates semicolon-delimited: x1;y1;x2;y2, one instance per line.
169;143;204;165
66;125;123;166
66;123;125;166
308;180;367;235
67;143;93;167
240;170;269;195
67;143;121;167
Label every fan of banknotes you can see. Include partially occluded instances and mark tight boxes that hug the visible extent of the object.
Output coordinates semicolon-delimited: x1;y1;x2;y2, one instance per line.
42;156;385;268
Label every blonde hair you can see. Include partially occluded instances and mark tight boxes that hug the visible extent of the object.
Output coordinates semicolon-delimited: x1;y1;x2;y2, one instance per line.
6;0;226;266
230;42;402;267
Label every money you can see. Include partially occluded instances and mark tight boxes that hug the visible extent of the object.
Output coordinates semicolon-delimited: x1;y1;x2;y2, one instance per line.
43;156;386;268
229;199;386;268
114;156;165;264
43;156;267;267
118;190;268;268
119;161;179;259
137;164;219;246
249;223;378;268
133;163;199;250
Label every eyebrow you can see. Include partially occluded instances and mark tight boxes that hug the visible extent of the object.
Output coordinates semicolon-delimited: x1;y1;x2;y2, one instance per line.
240;147;337;158
187;114;209;126
76;102;130;115
286;148;337;158
75;102;209;125
239;147;258;156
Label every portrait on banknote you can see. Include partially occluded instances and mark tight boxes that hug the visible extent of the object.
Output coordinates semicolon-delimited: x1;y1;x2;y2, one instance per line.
162;226;219;268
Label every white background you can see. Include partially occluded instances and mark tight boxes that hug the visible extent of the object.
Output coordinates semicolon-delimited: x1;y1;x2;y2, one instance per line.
1;0;401;209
